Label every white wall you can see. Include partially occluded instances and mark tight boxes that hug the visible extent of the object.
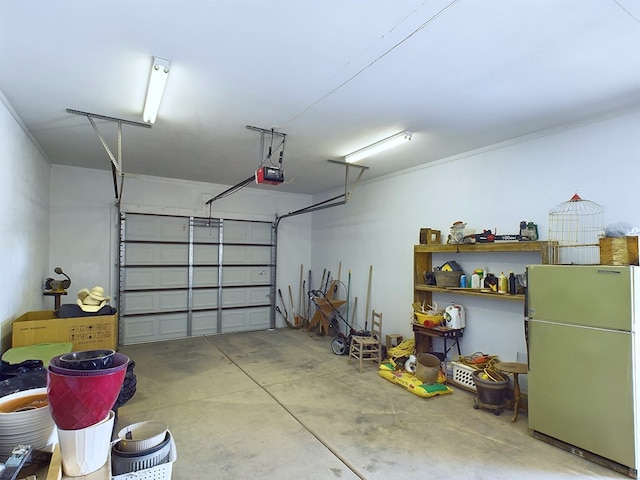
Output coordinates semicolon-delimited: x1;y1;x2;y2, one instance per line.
0;93;51;352
310;108;640;364
49;167;313;329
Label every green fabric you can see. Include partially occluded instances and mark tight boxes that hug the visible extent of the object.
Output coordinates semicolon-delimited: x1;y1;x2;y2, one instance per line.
2;342;73;365
418;382;450;393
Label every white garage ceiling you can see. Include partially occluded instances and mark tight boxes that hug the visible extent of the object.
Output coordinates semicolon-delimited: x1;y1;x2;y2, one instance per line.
1;0;639;196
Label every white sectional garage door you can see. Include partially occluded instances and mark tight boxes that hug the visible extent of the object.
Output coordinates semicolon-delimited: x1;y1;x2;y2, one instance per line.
119;213;274;345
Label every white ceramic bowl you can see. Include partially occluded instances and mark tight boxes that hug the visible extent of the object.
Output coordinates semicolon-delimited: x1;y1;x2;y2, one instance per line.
0;388;56;457
116;421;168;452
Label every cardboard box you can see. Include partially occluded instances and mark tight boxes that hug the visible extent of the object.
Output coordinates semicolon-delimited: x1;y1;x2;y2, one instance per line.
12;310;117;351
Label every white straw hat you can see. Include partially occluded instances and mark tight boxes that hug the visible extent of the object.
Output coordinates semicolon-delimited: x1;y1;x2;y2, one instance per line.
77;286;110;312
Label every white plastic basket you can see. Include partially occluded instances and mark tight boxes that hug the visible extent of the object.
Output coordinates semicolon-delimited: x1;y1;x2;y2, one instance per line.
451;361;477;391
112;430;177;480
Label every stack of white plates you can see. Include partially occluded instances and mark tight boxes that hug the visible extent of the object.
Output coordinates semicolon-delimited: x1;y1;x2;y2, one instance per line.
0;387;57;458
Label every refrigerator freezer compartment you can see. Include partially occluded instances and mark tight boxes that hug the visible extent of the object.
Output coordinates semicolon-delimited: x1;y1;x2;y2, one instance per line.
527;264;632;331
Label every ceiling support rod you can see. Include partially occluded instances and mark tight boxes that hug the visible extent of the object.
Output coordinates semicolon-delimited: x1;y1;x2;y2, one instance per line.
204;174;255;227
67;108;151;202
205;175;255;205
275;160;368;225
87;115;124;202
87;116;122;175
246;124;286;138
66;109;151;129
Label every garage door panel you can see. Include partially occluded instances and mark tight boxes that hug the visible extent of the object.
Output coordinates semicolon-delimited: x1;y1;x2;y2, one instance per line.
123;267;188;289
192;267;219;286
223;221;271;244
192;289;218;309
125;243;188;265
222;286;270;307
122;291;188;313
121;313;188;344
223;246;271;264
121;317;155;342
221;307;270;333
192;311;217;336
222;266;270;286
193;245;219;264
248;287;271;304
157;314;189;338
159;291;188;310
193;225;220;243
121;292;155;314
125;215;189;241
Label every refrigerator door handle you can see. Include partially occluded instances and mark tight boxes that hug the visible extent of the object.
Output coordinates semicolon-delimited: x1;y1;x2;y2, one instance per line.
524;267;530;370
524;317;530;370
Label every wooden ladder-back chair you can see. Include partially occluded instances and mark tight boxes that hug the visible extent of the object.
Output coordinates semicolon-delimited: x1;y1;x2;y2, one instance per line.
348;310;382;373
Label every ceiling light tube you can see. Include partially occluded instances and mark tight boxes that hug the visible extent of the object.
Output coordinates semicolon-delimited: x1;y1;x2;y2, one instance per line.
344;130;412;163
143;56;171;124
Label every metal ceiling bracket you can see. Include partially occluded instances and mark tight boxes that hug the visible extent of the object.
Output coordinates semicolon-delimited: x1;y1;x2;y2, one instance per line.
66;109;151;128
246;124;287;169
276;159;369;224
66;108;151;202
87;115;122;175
327;159;368;202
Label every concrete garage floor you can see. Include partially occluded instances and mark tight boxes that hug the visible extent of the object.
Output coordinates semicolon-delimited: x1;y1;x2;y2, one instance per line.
116;329;627;480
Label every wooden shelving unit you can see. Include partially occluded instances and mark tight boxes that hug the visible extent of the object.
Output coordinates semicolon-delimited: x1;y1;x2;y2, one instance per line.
413;241;556;307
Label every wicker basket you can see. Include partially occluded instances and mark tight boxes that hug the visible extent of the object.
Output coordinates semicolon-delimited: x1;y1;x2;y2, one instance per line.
434;271;463;287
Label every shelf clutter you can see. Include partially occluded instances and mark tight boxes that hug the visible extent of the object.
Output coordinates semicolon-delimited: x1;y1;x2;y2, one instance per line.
414;239;555;307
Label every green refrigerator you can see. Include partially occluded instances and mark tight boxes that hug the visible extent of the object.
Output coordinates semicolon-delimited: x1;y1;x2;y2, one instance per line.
527;265;639;476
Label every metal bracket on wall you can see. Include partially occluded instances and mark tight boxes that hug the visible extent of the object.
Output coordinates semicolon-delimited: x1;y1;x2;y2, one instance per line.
66;108;151;202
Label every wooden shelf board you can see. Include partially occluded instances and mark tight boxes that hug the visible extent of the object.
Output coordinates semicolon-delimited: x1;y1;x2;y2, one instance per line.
415;284;524;301
414;240;551;254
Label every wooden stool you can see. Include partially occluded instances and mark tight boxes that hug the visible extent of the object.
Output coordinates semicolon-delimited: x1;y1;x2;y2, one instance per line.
385;334;403;351
495;362;527;422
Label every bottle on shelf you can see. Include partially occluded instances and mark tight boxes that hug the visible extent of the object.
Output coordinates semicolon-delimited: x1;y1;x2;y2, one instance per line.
508;271;517;295
498;272;508;294
484;273;498;292
471;271;480;288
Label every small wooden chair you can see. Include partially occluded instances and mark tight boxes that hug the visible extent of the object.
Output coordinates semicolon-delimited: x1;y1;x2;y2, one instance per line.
348;310;382;373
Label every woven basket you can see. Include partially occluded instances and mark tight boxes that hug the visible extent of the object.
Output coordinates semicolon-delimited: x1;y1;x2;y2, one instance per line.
434;271;463;287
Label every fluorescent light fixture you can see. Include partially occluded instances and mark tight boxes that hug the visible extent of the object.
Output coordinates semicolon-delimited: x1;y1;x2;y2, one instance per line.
344;130;412;163
143;56;171;124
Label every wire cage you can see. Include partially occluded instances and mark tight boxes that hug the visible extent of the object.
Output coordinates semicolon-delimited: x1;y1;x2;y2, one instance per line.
548;194;604;264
